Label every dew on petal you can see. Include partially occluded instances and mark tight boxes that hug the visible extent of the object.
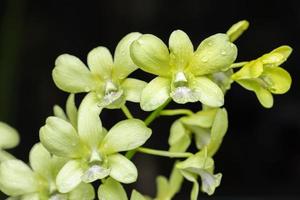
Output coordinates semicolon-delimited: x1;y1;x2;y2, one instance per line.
201;56;208;62
221;50;227;56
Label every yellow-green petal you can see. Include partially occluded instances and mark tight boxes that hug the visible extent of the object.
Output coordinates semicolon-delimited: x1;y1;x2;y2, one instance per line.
231;60;264;80
262;66;292;94
156;176;169;199
0;150;15;162
168;120;186;146
100;119;151;154
108;153;138;184
122;78;147;103
180;170;199;200
39;117;85;158
29;143;52;178
261;45;293;66
69;183;95;200
66;94;78;128
87;46;113;79
191;127;211;149
77;93;103;149
130;34;171;76
140;77;171;111
53;105;67;120
0;122;19;149
237;79;274;108
207;108;228;156
168;164;184;198
256;88;273;108
226;20;249;42
180;109;218;128
56;160;84;193
51;156;68;177
169;30;194;70
189;33;237;75
0;160;38;196
113;32;142;79
130;190;146;200
98;178;128;200
271;45;293;59
155;170;184;200
190;76;224;107
169;133;191;153
53;54;96;93
21;193;40;200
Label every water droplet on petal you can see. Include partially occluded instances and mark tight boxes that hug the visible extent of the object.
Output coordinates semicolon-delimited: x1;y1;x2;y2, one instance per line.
230;43;235;48
208;42;213;46
221;50;227;55
201;56;208;62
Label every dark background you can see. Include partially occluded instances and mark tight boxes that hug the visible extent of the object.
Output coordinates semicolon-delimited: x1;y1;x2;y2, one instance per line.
0;0;299;199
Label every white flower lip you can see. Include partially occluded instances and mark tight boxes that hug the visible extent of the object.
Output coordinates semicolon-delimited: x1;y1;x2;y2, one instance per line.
81;165;110;183
171;86;197;104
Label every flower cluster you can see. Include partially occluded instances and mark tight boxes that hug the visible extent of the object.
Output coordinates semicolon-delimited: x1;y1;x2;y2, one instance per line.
0;20;292;200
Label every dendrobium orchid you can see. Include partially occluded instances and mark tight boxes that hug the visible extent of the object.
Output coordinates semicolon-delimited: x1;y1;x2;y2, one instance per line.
0;143;95;200
169;108;228;157
52;33;147;109
176;149;222;199
0;20;293;200
39;94;151;193
232;45;292;108
0;122;19;162
130;30;237;111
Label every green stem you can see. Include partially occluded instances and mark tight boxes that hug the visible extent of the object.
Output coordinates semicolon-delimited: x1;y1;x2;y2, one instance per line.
138;147;192;158
160;109;193;116
125;150;136;160
121;105;133;119
230;61;248;68
144;98;172;126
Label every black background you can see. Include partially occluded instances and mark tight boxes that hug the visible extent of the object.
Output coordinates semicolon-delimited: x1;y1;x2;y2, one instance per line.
0;0;300;199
